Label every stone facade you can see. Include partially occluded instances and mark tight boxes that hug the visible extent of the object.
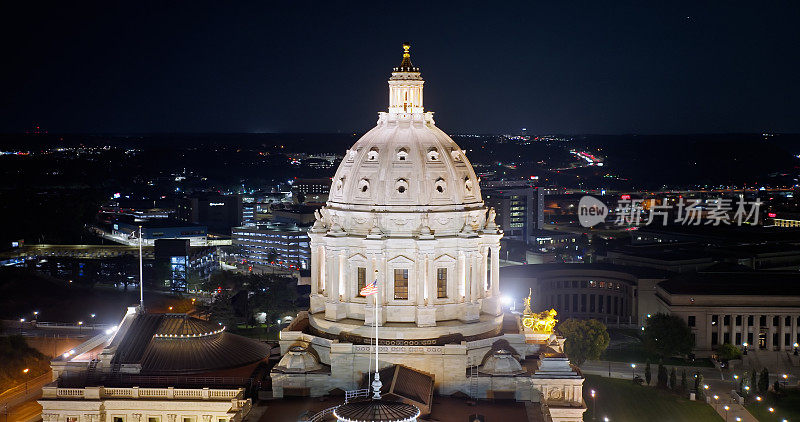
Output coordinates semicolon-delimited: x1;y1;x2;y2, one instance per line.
40;387;251;422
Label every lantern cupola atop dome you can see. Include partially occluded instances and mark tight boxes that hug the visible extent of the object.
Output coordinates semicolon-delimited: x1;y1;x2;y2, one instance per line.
389;43;424;114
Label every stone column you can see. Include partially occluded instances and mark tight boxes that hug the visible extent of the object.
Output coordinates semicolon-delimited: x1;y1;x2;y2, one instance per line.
491;245;500;297
780;315;787;351
471;254;480;302
767;315;775;350
326;251;337;301
792;314;797;348
310;246;319;293
481;247;489;294
743;314;749;347
730;314;736;345
706;314;714;350
463;252;471;301
319;247;326;293
426;255;435;302
416;253;426;307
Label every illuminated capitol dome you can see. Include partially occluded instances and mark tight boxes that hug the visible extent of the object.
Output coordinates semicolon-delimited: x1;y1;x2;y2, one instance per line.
275;44;586;422
309;42;503;331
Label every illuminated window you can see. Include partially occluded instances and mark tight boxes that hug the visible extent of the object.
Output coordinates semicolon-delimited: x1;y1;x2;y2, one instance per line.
394;269;409;300
356;267;366;297
437;268;447;298
67;418;79;422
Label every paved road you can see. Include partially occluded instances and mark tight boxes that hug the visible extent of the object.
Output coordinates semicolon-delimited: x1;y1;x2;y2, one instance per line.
0;372;51;412
2;400;42;422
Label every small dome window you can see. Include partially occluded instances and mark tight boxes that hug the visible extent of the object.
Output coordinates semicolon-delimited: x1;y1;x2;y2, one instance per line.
395;179;409;195
450;149;462;161
358;179;370;193
367;148;379;161
435;177;446;194
397;147;409;161
335;177;345;192
464;177;474;193
427;147;440;161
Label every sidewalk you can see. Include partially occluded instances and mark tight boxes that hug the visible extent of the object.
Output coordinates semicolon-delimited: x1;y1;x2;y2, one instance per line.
712;403;757;422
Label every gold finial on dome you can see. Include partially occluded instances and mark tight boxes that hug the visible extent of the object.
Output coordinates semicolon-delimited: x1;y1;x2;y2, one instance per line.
398;42;414;71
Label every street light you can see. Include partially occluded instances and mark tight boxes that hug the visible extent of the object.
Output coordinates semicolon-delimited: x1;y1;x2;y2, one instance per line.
724;405;730;422
78;320;83;334
794;342;798;356
782;373;789;387
22;368;29;394
590;390;596;421
631;363;636;380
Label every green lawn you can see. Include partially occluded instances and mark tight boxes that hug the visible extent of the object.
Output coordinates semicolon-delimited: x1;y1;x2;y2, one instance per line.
602;344;715;368
746;388;800;421
230;324;280;340
583;375;723;421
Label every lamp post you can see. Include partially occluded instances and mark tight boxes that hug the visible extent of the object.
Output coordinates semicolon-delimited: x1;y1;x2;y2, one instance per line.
732;374;739;391
22;368;29;395
631;363;636;380
590;389;596;421
19;318;24;334
794;342;798;356
723;405;729;422
742;342;748;356
782;373;788;388
78;320;83;334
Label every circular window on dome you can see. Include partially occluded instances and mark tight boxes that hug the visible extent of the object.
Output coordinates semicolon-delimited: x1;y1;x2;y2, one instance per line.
464;177;474;193
358;179;370;194
396;147;409;161
367;148;379;161
395;179;409;195
434;177;447;194
427;147;440;161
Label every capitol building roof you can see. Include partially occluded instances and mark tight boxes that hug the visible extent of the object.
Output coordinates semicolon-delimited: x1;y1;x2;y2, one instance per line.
326;43;483;214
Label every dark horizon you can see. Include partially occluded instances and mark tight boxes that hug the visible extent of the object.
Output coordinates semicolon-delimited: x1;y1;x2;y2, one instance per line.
2;1;799;135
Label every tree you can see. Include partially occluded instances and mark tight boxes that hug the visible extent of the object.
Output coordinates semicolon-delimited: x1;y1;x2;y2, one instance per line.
759;368;770;393
669;367;677;391
716;343;743;362
680;369;688;394
642;313;694;358
695;373;705;400
645;361;652;385
657;363;668;388
557;319;611;366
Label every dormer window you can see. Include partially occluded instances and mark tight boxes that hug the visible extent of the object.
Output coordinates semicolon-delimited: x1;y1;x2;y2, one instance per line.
434;177;446;194
358;179;370;193
427;147;440;161
367;148;379;161
397;147;409;161
396;179;409;195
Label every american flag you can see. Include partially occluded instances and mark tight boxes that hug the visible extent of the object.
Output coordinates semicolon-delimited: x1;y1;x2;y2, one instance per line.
360;278;378;296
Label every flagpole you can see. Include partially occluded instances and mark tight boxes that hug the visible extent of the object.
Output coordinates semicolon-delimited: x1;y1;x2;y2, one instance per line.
138;225;144;310
371;269;381;399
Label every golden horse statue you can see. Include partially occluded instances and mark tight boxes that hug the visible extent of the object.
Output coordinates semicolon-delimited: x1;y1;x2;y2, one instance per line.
521;289;558;334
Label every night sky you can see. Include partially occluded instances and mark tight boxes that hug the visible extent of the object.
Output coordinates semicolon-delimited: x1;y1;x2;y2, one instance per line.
2;1;799;135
